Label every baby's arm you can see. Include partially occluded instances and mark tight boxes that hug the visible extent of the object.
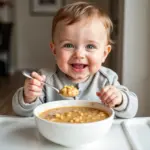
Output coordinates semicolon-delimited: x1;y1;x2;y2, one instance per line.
111;75;138;118
98;67;138;118
12;71;46;117
12;87;45;117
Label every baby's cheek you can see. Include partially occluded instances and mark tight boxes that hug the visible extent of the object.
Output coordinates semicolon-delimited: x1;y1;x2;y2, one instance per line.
57;54;67;64
57;60;69;73
88;59;102;73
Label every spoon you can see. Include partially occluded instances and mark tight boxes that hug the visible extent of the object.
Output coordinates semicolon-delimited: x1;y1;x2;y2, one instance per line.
22;70;79;98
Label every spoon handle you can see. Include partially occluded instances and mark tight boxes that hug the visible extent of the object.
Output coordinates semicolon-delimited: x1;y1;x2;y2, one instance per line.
22;70;60;93
41;81;59;93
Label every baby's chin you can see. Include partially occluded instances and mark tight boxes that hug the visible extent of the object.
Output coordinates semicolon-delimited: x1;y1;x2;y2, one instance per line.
65;74;90;83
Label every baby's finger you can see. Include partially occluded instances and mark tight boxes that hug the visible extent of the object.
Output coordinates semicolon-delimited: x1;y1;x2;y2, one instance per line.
41;75;46;86
28;84;43;92
31;72;44;82
29;78;43;87
105;93;117;104
24;78;41;88
100;86;114;98
27;90;42;97
101;89;114;102
42;75;46;81
96;92;101;97
100;86;110;95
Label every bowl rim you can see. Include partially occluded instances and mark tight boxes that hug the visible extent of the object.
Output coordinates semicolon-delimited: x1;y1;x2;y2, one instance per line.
33;100;115;127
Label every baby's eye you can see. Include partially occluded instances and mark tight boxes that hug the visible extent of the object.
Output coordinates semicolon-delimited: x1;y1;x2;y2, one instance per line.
64;43;74;48
86;44;96;49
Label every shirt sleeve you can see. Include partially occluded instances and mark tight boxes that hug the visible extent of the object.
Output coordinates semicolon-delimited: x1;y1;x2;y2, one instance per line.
12;87;45;117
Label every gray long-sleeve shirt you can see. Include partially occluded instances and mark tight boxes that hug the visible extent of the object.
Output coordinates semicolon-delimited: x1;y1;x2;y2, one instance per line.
12;65;138;118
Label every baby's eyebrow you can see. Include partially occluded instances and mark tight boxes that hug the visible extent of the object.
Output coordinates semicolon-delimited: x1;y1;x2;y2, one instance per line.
86;40;100;45
59;38;73;43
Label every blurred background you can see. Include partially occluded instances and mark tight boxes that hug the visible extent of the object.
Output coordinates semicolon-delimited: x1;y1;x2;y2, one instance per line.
0;0;150;117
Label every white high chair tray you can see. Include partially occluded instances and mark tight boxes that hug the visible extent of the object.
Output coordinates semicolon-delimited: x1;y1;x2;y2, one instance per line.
0;116;150;150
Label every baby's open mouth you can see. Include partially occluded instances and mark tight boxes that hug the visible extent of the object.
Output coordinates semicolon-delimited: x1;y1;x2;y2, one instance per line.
71;64;88;69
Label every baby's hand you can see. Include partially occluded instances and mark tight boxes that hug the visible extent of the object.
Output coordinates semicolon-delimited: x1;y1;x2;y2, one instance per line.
23;72;46;103
96;85;123;108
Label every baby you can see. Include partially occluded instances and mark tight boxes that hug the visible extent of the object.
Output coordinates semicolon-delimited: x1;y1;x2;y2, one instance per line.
12;1;138;118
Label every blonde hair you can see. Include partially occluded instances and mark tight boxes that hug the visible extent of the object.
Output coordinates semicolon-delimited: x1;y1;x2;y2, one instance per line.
52;1;113;45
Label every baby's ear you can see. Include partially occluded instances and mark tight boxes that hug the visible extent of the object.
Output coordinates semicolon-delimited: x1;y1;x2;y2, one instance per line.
50;42;56;55
102;45;111;63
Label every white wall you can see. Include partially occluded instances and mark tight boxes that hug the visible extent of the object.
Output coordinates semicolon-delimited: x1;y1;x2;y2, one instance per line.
13;0;55;70
122;0;150;116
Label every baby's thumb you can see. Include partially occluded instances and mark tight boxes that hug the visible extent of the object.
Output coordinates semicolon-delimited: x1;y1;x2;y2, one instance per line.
41;75;46;82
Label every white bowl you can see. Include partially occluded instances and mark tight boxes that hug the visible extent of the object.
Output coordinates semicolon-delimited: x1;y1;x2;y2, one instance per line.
33;100;114;147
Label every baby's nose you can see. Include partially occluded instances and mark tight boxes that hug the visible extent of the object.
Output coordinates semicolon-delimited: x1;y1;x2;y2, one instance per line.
73;48;86;59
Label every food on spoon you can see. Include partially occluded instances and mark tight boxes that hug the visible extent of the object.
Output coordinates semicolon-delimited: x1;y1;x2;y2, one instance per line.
59;85;79;97
39;106;109;123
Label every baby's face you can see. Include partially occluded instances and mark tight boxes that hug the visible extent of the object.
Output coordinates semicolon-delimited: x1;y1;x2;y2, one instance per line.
51;17;111;83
